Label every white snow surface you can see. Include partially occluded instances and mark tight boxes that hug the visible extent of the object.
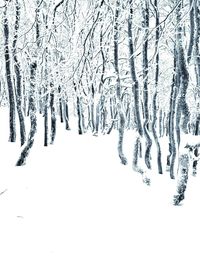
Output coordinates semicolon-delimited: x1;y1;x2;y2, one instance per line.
0;108;200;267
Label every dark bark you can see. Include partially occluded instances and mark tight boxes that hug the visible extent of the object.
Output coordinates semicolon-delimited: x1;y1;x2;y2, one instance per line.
142;1;150;125
167;46;179;179
128;0;143;136
194;1;200;85
133;136;143;174
13;0;26;146
192;146;199;176
151;0;163;174
4;2;16;142
175;102;181;147
114;0;127;165
63;100;70;130
50;93;56;144
77;96;83;135
94;100;100;136
168;79;179;179
44;93;49;147
107;111;118;135
194;1;200;130
142;0;152;169
36;0;41;48
195;115;200;135
176;2;190;133
73;82;84;134
16;62;37;166
187;0;195;63
89;84;95;132
58;85;63;123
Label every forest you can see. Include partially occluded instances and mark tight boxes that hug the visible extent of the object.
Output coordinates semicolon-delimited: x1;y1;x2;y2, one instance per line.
1;0;200;206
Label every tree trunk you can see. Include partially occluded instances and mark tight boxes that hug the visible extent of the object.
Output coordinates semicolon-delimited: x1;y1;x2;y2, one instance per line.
4;2;16;142
114;0;127;165
58;85;63;123
13;0;26;146
168;75;179;179
133;135;150;185
176;1;190;133
194;1;200;131
50;92;56;144
16;62;37;166
142;0;152;169
187;0;195;63
44;93;49;146
173;153;189;205
128;0;143;137
167;44;179;179
159;109;163;138
77;96;83;135
64;101;70;130
151;0;163;174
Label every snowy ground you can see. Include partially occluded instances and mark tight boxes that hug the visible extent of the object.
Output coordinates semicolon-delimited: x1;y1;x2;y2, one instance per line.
0;107;200;267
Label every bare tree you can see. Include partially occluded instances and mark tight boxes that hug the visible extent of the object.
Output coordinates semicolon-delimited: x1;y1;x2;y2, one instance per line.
4;1;16;142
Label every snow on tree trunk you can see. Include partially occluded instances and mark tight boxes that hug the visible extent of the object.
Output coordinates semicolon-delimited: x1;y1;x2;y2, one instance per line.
176;1;190;134
16;62;37;166
128;0;143;137
194;2;200;133
159;109;163;138
132;135;150;185
13;0;26;146
186;144;200;176
187;0;195;63
151;0;163;174
142;0;152;170
167;47;179;179
113;0;127;165
192;147;199;176
4;2;16;142
173;153;189;206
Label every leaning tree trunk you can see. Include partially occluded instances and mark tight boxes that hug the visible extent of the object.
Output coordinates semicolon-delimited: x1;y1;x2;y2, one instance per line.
114;0;127;165
16;62;37;166
12;0;26;146
4;2;16;142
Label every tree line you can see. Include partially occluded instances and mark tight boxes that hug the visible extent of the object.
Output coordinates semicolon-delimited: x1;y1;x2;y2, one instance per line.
1;0;200;204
